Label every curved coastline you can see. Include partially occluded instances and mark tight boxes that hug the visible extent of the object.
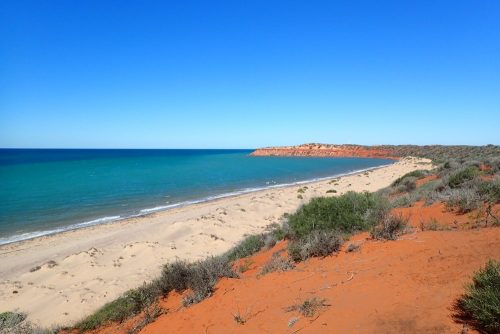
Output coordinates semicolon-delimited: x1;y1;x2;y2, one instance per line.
0;162;394;246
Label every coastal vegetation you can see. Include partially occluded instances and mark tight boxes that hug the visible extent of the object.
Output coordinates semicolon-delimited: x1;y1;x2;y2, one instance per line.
456;260;500;333
0;311;53;334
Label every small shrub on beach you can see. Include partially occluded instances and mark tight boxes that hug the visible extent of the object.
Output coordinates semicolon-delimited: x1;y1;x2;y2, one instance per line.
326;189;337;194
262;223;288;249
396;177;417;193
225;235;265;261
157;260;191;293
76;287;153;331
457;260;500;333
287;191;389;238
0;312;26;330
0;312;53;334
260;254;295;275
370;213;409;240
183;256;238;306
77;256;237;330
392;170;427;187
288;230;343;262
270;223;289;242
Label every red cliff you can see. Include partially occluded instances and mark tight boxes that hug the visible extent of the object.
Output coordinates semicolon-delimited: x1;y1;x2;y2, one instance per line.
251;143;399;159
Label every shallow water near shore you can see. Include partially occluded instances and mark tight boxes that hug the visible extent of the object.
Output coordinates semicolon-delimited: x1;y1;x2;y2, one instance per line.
0;149;393;244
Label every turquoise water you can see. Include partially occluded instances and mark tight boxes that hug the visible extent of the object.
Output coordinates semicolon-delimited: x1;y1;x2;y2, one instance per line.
0;149;394;244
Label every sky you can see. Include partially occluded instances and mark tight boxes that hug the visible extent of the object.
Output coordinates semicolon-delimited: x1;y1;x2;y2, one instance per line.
1;0;499;148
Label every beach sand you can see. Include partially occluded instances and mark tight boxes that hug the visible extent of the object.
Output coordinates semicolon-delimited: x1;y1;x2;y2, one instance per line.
0;157;432;327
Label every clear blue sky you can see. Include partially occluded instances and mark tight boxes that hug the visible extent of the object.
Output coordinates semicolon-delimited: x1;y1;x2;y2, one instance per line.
1;0;499;148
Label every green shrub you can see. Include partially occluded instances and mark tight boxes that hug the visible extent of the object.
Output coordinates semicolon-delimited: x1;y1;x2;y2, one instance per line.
76;287;153;331
288;230;344;262
447;166;479;188
0;312;53;334
224;235;265;261
183;256;237;306
77;256;237;330
445;188;482;213
287;191;389;238
260;254;295;275
478;178;500;203
391;193;420;208
370;213;409;240
0;312;26;330
458;260;500;333
392;170;427;187
157;261;191;293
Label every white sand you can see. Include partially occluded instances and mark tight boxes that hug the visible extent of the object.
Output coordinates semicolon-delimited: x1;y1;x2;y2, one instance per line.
0;157;432;327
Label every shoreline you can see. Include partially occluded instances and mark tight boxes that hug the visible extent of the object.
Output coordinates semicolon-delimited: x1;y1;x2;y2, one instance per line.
0;157;432;327
0;162;394;247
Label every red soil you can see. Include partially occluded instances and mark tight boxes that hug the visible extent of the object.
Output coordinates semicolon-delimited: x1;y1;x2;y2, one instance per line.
415;174;438;187
394;201;500;229
84;204;500;334
251;144;398;159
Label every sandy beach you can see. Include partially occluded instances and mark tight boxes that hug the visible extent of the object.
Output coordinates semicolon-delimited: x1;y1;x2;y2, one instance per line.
0;157;432;327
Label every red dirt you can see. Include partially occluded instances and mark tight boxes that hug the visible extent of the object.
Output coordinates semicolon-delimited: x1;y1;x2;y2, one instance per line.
251;144;399;159
394;201;500;229
82;204;500;334
415;174;438;187
479;164;492;172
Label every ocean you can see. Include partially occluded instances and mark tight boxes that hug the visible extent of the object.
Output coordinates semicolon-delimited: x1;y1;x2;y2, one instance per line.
0;149;394;245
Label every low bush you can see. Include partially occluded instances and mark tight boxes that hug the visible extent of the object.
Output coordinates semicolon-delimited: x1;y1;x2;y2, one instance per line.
260;254;295;275
76;286;154;331
390;193;420;208
457;260;500;333
77;256;237;330
370;213;409;240
346;243;360;252
392;170;427;187
287;191;389;238
183;256;237;306
445;188;482;214
288;230;343;262
156;261;191;293
0;312;26;330
447;166;479;188
0;312;53;334
285;298;329;317
224;235;265;261
262;223;289;249
478;178;500;204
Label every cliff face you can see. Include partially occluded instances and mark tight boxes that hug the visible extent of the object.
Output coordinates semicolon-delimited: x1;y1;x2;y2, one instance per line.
250;143;398;159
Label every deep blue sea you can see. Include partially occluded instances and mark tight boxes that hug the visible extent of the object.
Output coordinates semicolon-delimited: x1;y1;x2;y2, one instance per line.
0;149;394;245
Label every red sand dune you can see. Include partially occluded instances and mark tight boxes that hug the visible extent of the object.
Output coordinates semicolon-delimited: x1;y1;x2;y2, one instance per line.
395;201;500;229
84;203;500;334
251;144;398;159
